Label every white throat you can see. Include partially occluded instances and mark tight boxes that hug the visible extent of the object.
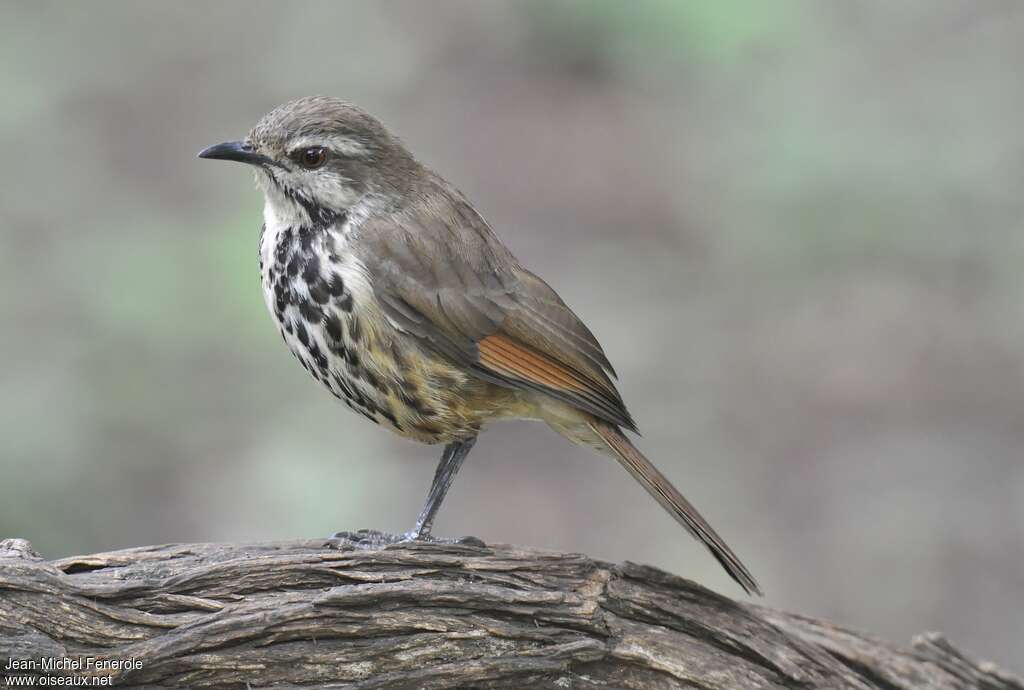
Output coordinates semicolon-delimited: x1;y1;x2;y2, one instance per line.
255;169;312;229
254;166;367;230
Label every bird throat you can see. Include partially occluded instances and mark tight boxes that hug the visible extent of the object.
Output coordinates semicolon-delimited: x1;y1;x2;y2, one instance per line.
258;167;345;229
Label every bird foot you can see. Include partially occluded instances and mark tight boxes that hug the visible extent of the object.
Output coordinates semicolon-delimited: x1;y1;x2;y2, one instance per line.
399;529;486;547
417;533;487;547
329;529;401;548
328;528;485;549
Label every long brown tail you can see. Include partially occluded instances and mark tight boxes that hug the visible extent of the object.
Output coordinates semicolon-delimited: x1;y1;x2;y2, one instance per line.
589;420;762;596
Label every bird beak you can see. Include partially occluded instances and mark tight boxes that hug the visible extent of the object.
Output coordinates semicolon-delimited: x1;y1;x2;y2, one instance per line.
197;140;271;166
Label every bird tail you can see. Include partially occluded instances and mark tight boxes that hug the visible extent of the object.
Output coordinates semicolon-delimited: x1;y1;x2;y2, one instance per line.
588;420;762;596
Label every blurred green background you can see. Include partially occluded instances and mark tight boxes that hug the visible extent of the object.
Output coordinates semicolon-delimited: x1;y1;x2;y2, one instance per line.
2;0;1022;670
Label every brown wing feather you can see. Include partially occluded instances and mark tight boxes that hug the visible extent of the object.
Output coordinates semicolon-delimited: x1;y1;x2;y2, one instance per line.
355;178;635;430
503;269;618;382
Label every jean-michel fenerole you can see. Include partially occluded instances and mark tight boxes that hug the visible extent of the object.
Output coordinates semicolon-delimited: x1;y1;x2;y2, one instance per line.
4;656;142;672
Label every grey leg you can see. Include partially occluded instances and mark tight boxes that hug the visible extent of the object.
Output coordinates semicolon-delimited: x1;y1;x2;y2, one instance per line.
407;436;477;540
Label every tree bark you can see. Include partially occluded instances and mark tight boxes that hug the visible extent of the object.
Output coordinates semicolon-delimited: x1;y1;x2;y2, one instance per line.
0;534;1019;689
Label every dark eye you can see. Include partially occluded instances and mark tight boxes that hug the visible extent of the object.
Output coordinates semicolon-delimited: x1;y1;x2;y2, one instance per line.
296;147;327;169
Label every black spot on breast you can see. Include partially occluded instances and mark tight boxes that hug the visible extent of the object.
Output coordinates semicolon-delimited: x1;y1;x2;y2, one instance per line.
272;275;290;320
350;387;368;409
309;344;328;373
302;256;320;284
287;256;300;277
295;321;309;348
324;313;342;341
345;361;364;382
336;292;353;312
378;406;401;430
330;341;349;360
328;273;345;296
309;279;330;305
362;367;383;391
332;372;356;398
299;299;321;323
400;389;434;417
275;230;292;261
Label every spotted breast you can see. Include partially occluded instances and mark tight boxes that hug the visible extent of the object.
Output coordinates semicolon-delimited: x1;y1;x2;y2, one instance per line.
257;212;494;444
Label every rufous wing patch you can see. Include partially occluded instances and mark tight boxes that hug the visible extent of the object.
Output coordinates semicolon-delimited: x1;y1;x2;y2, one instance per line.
478;334;586;392
476;333;635;430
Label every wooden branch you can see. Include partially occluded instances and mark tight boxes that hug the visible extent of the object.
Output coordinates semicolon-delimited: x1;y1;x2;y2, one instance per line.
0;534;1019;689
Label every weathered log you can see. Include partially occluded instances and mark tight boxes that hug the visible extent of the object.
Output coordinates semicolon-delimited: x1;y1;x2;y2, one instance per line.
0;533;1018;689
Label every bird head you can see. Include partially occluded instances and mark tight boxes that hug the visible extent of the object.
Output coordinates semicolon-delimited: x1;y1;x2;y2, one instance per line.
199;96;418;226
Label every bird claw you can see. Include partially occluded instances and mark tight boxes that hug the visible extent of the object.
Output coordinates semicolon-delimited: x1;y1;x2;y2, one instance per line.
328;529;401;548
400;532;487;547
327;529;486;549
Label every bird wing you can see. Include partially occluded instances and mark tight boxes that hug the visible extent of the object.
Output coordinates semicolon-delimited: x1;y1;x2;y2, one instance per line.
354;188;636;431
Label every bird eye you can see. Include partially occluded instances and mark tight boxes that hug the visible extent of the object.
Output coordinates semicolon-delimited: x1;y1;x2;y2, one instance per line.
295;146;327;169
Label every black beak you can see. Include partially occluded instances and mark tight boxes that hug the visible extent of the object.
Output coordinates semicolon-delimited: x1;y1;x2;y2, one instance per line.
197;140;271;166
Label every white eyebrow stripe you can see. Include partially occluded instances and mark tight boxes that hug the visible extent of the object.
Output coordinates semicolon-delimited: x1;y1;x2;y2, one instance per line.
291;135;369;157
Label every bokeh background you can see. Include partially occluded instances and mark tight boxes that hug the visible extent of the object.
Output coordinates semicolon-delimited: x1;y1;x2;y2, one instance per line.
2;0;1022;671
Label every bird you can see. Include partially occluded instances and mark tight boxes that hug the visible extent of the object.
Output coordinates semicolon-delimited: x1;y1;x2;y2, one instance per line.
198;95;761;596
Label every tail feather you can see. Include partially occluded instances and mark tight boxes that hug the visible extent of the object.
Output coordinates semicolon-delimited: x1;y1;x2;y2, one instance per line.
589;421;762;596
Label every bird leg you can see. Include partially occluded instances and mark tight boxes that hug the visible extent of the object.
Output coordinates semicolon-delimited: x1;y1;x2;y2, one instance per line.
406;436;477;540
